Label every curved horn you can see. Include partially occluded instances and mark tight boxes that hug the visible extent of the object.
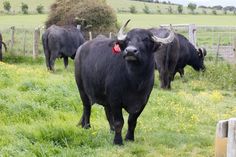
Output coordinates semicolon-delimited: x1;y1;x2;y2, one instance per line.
152;24;175;44
117;19;131;41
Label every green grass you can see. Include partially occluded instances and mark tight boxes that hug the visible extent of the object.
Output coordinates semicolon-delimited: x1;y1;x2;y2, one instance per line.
0;14;47;29
0;0;233;15
0;54;236;156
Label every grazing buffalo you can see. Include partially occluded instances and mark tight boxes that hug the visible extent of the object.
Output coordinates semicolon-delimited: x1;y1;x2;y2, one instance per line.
150;28;180;89
174;34;207;78
75;20;174;145
0;32;7;61
42;25;85;71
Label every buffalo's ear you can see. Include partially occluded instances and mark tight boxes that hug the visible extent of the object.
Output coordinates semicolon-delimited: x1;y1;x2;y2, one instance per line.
198;48;203;57
108;39;117;47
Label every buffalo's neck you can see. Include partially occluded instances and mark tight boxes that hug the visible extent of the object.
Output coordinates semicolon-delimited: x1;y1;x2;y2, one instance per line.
125;58;155;90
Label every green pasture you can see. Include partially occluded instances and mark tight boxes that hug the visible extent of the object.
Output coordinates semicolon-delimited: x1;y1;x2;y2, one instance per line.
1;14;236;30
0;55;236;156
0;0;232;15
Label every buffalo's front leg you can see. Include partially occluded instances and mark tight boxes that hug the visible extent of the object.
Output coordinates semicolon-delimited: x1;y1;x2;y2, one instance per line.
111;106;124;145
125;107;144;141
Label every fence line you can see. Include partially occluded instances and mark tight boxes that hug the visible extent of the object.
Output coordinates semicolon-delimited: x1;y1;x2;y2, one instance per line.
0;25;236;63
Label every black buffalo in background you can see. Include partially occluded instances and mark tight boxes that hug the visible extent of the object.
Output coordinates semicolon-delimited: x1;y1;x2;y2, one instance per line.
0;32;7;61
151;29;207;89
174;34;207;78
42;25;85;71
74;20;175;145
150;28;180;89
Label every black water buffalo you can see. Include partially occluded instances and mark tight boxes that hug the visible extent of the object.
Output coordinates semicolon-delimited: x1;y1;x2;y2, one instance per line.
174;34;207;78
0;32;7;61
150;28;180;89
42;25;85;71
74;20;174;145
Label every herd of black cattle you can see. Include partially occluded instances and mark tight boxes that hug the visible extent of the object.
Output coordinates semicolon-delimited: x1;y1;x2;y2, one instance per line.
0;20;207;145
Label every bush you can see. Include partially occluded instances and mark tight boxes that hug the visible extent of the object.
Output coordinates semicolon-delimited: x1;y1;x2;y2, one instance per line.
21;3;28;14
3;1;11;12
129;5;137;14
143;4;150;14
177;5;183;14
212;10;217;15
167;6;173;14
36;5;44;14
45;0;118;38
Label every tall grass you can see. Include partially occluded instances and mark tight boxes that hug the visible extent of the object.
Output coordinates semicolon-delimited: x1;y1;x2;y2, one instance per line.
0;54;236;156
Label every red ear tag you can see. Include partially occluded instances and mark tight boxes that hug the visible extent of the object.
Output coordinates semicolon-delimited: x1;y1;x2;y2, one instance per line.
112;43;121;54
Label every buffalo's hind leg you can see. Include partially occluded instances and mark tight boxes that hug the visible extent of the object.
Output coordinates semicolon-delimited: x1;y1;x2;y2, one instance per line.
125;107;144;142
63;57;68;69
78;90;91;129
104;105;114;132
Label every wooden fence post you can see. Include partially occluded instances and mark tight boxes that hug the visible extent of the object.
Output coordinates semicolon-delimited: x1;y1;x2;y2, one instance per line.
215;118;236;157
23;30;26;55
189;24;197;47
33;27;40;59
89;32;92;40
10;26;15;50
109;32;112;39
216;35;221;64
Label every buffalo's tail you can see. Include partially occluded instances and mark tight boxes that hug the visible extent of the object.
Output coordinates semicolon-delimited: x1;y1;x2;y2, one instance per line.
0;41;7;52
42;31;51;70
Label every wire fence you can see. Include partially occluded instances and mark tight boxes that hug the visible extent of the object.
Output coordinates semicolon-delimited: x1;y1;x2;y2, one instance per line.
0;24;236;63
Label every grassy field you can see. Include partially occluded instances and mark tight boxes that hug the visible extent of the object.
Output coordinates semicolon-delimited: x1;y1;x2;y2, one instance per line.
0;1;236;156
0;55;236;156
0;0;232;14
1;14;236;30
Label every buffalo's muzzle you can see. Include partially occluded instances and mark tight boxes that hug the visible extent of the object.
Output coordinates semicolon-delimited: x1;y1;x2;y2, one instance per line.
123;46;138;61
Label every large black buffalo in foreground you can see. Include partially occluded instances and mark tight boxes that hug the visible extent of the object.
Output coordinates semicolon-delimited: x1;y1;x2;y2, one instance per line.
75;20;175;145
174;34;207;78
0;32;7;61
42;25;85;71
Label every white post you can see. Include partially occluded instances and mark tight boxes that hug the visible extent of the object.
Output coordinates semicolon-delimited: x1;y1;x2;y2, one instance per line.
215;118;236;157
189;24;197;47
227;118;236;157
215;120;228;157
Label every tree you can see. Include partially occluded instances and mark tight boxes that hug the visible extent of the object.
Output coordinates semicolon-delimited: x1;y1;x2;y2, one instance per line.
143;4;150;14
177;5;183;14
202;9;207;14
36;4;44;14
3;1;11;12
188;3;197;14
212;10;217;15
21;3;28;14
46;0;117;39
129;5;137;14
167;6;173;14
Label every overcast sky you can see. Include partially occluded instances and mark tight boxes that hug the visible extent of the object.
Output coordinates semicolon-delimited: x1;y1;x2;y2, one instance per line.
160;0;236;7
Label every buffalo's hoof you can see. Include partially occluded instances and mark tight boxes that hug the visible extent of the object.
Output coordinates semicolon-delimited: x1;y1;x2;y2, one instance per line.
125;134;134;141
113;138;123;146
